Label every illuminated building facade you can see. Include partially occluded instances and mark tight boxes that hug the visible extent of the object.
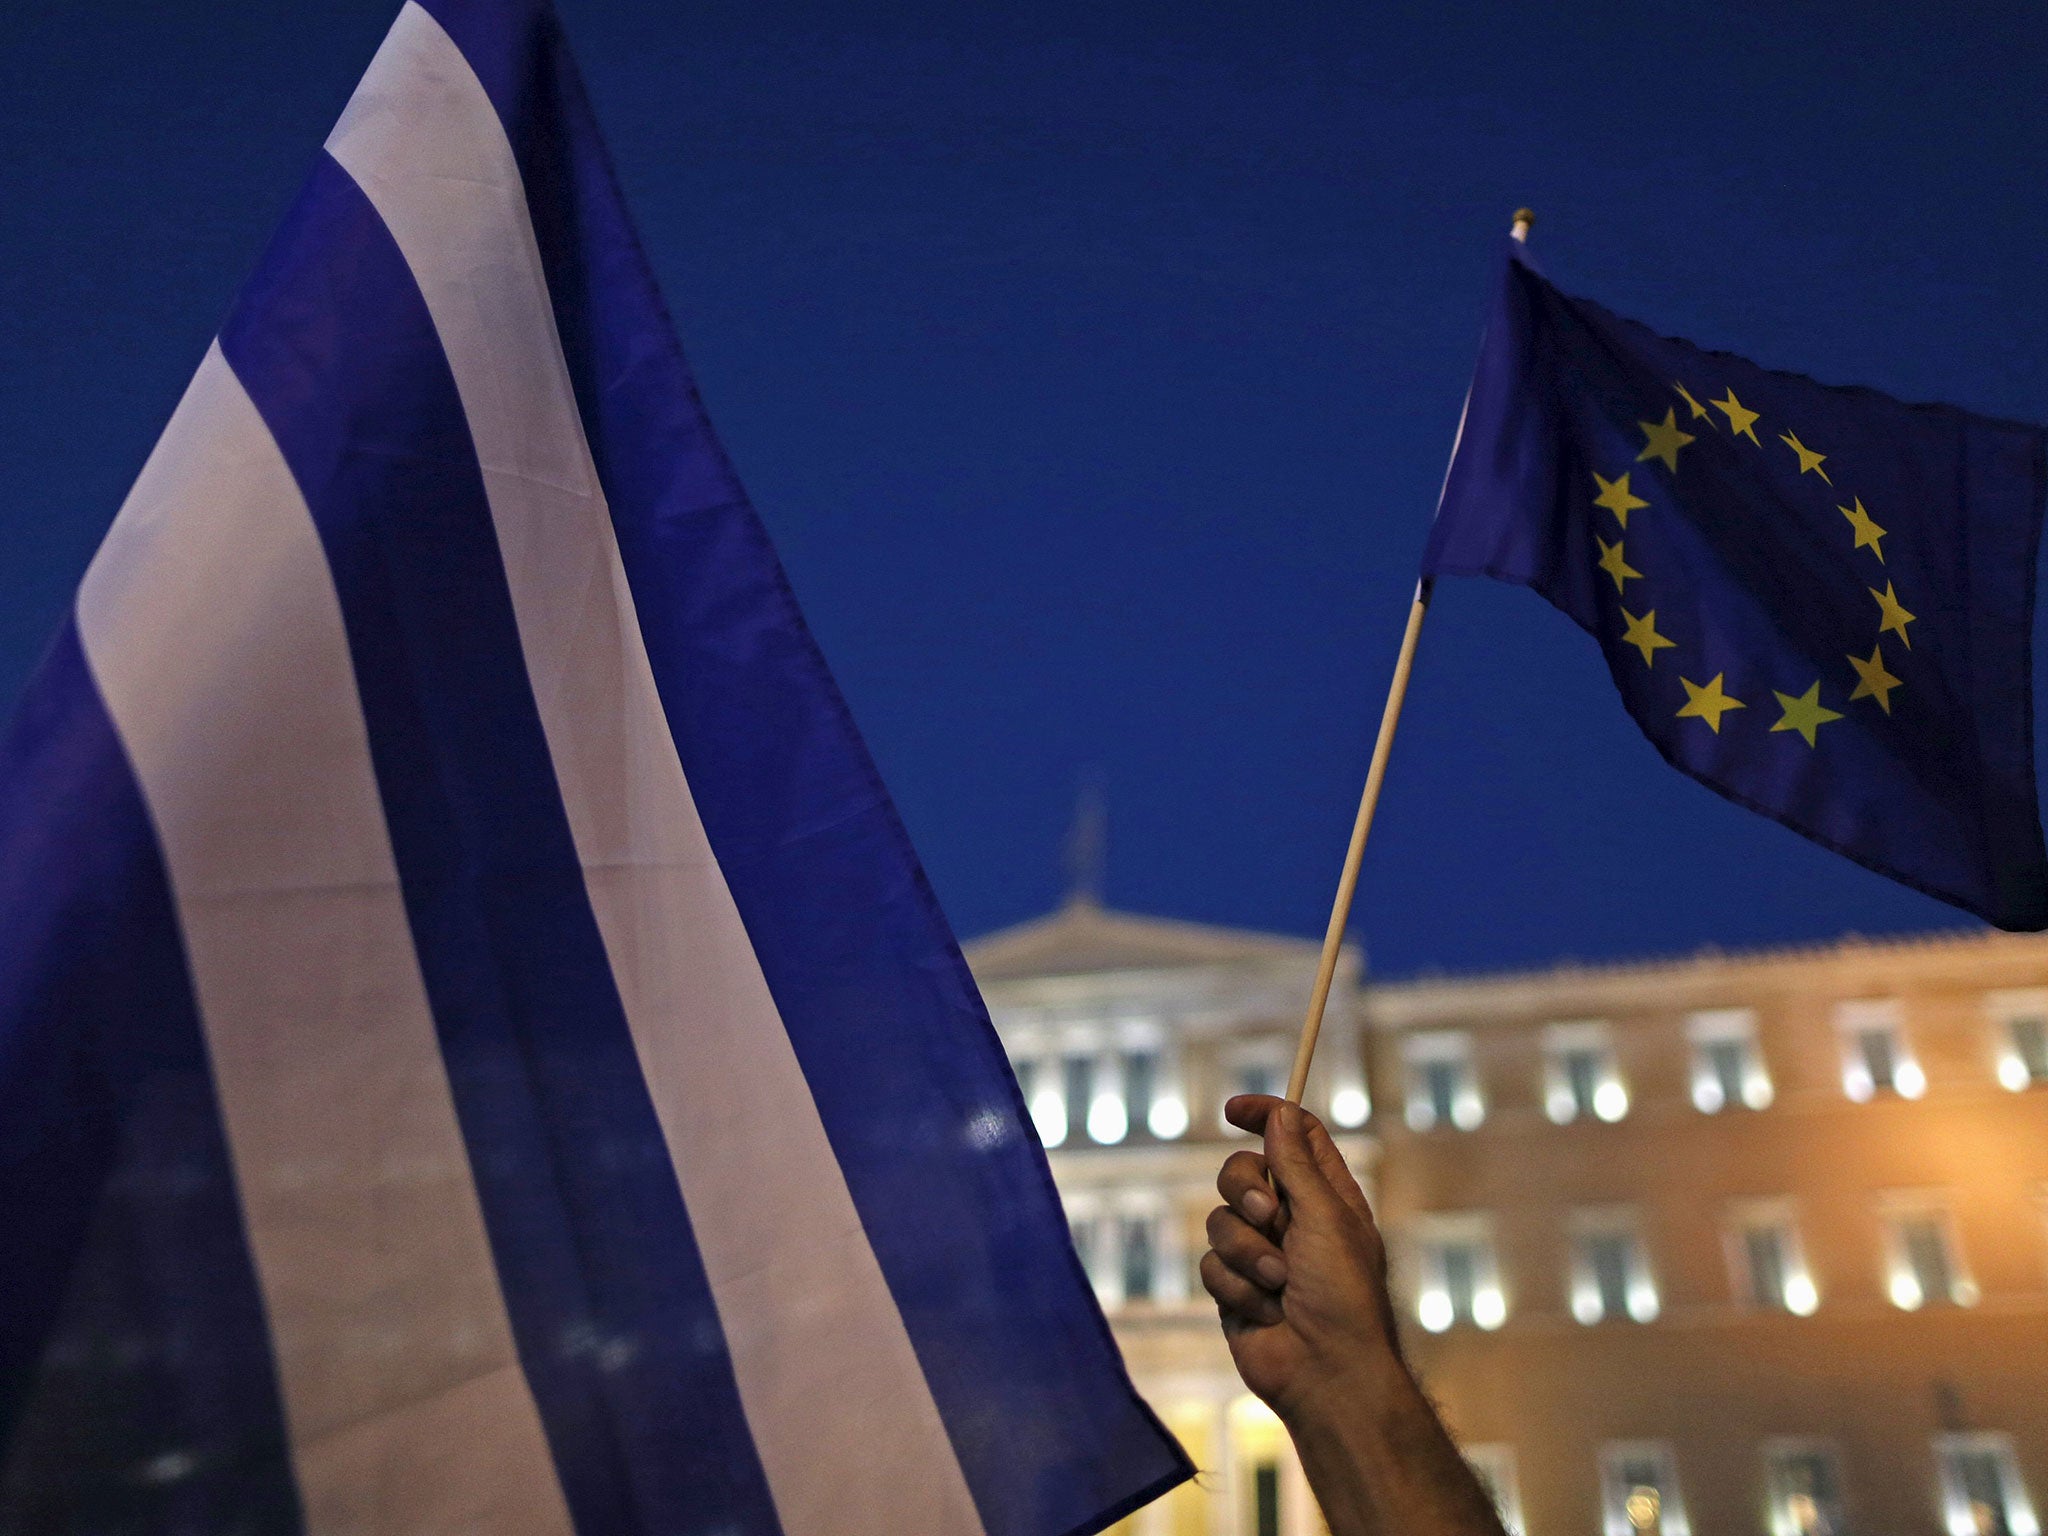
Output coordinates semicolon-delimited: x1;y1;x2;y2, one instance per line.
967;907;2048;1536
1371;928;2048;1536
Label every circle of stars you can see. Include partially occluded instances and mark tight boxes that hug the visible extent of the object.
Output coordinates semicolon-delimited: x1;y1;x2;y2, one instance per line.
1586;379;1913;748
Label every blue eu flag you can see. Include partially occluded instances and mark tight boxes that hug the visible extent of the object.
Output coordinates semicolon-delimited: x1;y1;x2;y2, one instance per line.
1425;239;2048;930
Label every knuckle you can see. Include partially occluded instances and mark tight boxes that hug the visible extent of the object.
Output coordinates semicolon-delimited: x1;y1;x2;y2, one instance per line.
1205;1262;1258;1310
1218;1230;1264;1269
1209;1221;1277;1278
1205;1204;1246;1246
1216;1150;1263;1193
1197;1250;1233;1297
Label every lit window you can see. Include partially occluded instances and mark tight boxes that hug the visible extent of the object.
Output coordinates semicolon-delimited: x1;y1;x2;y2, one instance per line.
1062;1054;1092;1114
1411;1214;1506;1332
1122;1049;1156;1133
1087;1055;1128;1145
1120;1213;1156;1302
1687;1008;1772;1111
1936;1433;2039;1536
1879;1193;1977;1309
1024;1052;1067;1147
1987;991;2048;1091
1060;1054;1099;1144
1570;1208;1658;1323
1107;1022;1188;1140
1544;1021;1628;1123
1070;1195;1167;1310
1423;1059;1460;1123
1089;1194;1182;1307
2008;1017;2048;1089
1835;999;1923;1100
1160;1214;1190;1304
1764;1440;1847;1536
1147;1089;1189;1140
1403;1031;1484;1131
1463;1445;1525;1536
1600;1442;1690;1536
1328;1079;1371;1129
1729;1200;1819;1315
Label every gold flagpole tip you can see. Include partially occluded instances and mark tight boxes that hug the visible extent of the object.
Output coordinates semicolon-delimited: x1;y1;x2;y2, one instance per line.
1510;207;1536;242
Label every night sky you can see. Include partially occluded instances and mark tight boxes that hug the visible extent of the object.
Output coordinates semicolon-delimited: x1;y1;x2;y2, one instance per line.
5;0;2046;976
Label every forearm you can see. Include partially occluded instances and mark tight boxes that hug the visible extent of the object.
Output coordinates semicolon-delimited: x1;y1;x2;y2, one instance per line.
1277;1354;1508;1536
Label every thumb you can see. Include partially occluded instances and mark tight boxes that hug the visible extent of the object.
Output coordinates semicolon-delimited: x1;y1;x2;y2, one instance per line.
1263;1102;1340;1219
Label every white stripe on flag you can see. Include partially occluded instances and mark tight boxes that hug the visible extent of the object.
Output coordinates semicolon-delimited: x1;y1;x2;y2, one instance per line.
75;345;577;1536
327;10;988;1534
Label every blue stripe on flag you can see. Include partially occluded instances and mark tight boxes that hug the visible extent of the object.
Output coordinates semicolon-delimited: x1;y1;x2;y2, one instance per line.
216;154;783;1536
0;623;304;1534
416;5;1196;1532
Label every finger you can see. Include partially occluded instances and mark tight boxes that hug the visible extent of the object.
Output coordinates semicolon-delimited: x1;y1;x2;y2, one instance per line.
1300;1113;1374;1224
1217;1149;1282;1230
1223;1093;1283;1138
1205;1205;1289;1290
1263;1101;1343;1221
1200;1250;1286;1328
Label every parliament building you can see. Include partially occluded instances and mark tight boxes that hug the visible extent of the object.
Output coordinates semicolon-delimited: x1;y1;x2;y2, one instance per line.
963;901;2048;1536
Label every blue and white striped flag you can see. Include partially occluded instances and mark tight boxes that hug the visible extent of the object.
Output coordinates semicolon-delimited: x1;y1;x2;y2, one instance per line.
0;3;1192;1532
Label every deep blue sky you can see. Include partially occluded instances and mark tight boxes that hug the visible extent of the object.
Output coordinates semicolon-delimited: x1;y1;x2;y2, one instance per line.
5;0;2046;975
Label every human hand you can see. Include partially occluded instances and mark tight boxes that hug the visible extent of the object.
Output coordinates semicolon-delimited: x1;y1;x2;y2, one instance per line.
1200;1094;1404;1420
1203;1097;1509;1536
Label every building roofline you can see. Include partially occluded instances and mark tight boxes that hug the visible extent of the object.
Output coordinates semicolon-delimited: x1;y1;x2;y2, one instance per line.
1362;924;2042;1026
1377;925;1990;989
964;896;1335;983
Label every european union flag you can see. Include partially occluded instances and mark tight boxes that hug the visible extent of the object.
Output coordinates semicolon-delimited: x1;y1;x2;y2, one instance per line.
1425;237;2048;930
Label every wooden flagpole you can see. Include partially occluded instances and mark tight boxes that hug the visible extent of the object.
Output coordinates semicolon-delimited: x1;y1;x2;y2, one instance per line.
1282;578;1432;1103
1282;207;1533;1105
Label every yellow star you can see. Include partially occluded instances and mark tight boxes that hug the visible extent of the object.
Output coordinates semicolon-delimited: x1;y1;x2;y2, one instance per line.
1779;430;1831;483
1636;409;1696;474
1769;680;1844;747
1592;471;1650;528
1596;536;1642;594
1839;497;1886;562
1619;607;1676;667
1712;388;1761;444
1846;643;1903;715
1673;380;1714;424
1677;673;1746;733
1870;581;1916;649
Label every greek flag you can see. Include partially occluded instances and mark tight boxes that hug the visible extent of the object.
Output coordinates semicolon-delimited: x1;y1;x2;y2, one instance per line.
0;3;1190;1533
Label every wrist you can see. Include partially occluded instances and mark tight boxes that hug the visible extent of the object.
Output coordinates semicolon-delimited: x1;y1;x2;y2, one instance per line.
1275;1354;1507;1536
1269;1336;1418;1438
